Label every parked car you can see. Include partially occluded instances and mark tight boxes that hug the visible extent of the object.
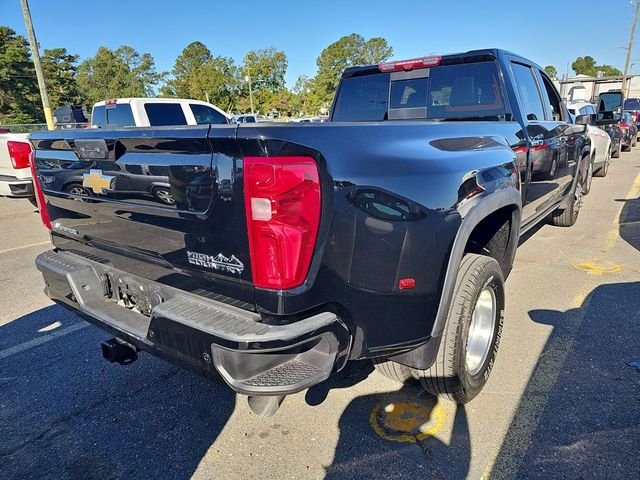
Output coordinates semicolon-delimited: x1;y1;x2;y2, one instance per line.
596;91;625;159
231;114;269;124
566;101;613;183
623;97;640;139
0;130;33;202
619;111;638;152
30;49;592;416
91;98;229;128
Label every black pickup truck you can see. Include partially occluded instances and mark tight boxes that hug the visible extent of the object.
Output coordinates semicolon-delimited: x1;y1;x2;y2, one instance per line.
30;49;592;415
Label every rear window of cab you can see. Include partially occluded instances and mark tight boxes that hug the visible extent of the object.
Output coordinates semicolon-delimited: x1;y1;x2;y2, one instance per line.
332;61;506;122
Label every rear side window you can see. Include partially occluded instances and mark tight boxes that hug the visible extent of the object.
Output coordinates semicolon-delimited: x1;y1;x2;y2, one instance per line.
511;63;545;122
92;104;135;128
332;61;506;122
332;73;390;122
144;103;187;126
190;104;228;124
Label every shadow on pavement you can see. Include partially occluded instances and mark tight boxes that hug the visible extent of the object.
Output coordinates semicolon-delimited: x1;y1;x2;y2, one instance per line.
325;378;471;479
619;195;640;251
0;305;236;480
489;282;640;479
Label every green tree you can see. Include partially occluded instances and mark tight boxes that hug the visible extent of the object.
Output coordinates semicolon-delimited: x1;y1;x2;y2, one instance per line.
42;48;82;109
240;48;287;113
0;26;40;123
161;42;239;112
597;64;623;76
76;46;164;107
311;33;393;110
572;56;597;76
544;65;558;79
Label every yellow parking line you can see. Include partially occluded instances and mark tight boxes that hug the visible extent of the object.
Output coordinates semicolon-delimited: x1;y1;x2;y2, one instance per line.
0;241;50;255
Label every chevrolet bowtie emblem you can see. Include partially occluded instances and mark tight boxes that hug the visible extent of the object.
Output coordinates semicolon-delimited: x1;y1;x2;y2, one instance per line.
82;169;115;194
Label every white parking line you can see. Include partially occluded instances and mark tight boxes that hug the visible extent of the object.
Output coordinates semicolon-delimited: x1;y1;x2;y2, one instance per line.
0;322;88;361
0;241;50;255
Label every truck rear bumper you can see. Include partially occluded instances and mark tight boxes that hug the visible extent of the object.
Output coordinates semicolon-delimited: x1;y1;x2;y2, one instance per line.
35;249;351;396
0;175;33;197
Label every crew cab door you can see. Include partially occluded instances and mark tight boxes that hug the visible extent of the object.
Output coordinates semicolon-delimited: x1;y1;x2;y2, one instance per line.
508;60;576;224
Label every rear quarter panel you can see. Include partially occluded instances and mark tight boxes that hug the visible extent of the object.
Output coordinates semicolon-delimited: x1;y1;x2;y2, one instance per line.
237;121;522;356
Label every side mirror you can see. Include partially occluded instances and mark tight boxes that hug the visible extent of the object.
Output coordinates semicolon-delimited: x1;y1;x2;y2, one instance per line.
575;114;590;125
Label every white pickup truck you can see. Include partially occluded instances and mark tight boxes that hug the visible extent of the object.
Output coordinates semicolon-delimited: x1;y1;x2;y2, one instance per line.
91;98;229;128
0;130;33;200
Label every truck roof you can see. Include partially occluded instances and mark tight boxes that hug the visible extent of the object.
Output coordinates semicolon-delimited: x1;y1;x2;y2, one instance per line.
93;97;218;107
341;48;543;79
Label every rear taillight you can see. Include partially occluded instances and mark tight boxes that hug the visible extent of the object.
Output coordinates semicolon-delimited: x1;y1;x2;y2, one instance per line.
7;141;32;169
620;123;630;129
28;150;51;230
243;156;321;290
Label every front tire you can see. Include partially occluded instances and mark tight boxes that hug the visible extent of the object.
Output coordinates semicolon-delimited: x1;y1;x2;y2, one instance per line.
582;157;594;195
594;146;611;178
413;254;505;404
551;170;583;227
612;142;621;158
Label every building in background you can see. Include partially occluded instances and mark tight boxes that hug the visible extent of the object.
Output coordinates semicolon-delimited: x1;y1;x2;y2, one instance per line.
559;73;640;102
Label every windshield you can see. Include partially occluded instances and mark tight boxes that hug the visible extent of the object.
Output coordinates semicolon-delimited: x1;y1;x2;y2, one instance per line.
332;61;506;122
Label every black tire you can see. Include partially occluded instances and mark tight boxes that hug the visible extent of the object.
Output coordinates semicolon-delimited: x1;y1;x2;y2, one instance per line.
551;169;583;227
582;157;594;195
613;142;621;158
372;357;415;383
594;146;611;178
413;254;505;404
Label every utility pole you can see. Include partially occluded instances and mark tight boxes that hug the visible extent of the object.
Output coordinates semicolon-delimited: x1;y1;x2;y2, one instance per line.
245;73;255;114
622;1;640;98
20;0;54;130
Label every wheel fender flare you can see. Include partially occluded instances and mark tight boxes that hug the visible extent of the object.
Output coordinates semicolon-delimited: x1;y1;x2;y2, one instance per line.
389;187;521;370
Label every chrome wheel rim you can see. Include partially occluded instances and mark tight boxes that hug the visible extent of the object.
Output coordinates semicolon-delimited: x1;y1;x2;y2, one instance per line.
574;180;584;213
465;287;496;376
155;189;175;204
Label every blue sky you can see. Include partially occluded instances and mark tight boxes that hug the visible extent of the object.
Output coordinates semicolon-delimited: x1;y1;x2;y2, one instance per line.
2;0;638;86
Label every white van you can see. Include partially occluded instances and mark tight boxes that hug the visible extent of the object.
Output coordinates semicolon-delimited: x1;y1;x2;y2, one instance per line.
91;98;229;128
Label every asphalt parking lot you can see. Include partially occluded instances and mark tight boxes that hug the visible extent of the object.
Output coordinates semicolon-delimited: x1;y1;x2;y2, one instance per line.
1;150;639;480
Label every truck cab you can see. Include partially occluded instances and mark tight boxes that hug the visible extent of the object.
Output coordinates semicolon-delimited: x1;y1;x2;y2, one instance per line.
90;98;230;128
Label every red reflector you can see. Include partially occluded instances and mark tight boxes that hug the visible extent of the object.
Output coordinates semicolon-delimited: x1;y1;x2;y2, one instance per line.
244;156;321;290
28;150;51;230
7;141;32;169
399;278;416;290
378;55;442;72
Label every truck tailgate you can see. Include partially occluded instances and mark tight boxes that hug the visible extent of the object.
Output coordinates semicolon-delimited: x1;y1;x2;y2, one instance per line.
30;125;254;306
